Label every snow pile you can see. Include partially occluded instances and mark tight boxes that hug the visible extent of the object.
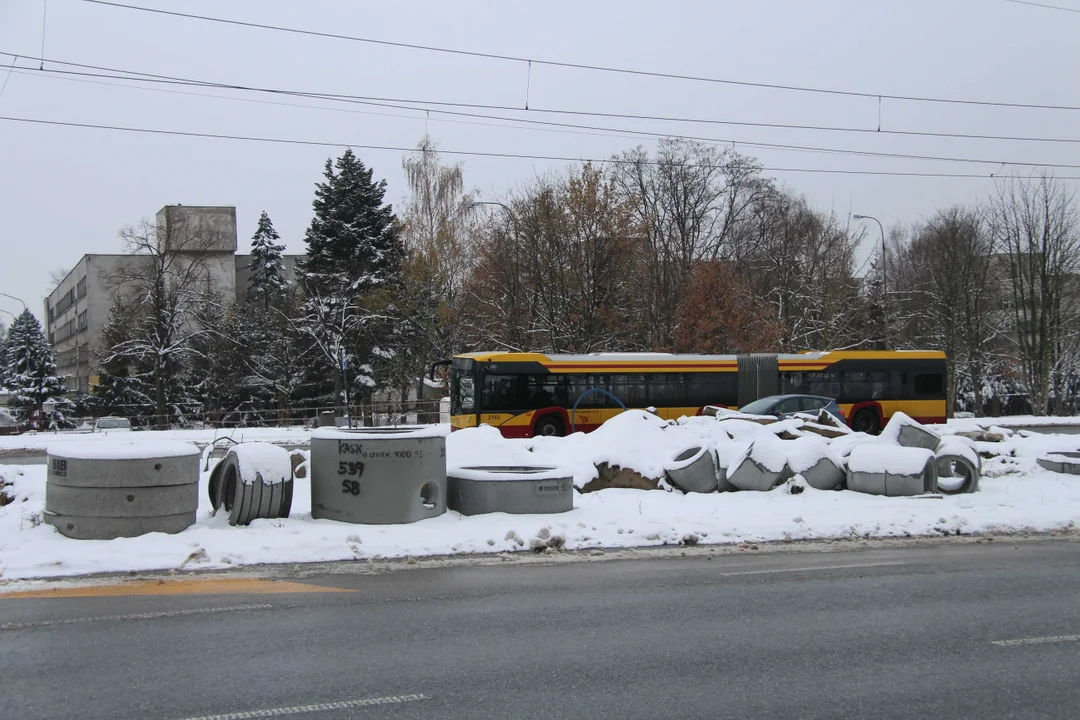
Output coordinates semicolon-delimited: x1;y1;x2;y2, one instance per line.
785;435;842;474
521;410;717;489
230;443;293;486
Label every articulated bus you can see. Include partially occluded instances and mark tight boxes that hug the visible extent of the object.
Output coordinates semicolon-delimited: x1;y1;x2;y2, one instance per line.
438;350;948;437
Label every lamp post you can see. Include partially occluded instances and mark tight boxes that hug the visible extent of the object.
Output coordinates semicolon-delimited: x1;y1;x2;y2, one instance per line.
0;291;26;312
472;200;520;235
853;214;888;348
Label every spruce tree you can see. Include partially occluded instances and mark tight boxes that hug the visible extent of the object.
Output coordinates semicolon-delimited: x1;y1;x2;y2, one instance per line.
92;300;154;424
300;149;400;293
5;309;67;428
298;149;403;408
247;211;288;308
0;320;10;389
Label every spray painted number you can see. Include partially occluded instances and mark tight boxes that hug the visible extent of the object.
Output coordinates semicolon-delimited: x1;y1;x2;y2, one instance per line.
51;458;67;477
338;461;365;477
340;479;361;496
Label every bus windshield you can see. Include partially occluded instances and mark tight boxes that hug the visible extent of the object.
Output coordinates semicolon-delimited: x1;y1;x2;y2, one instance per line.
450;362;475;415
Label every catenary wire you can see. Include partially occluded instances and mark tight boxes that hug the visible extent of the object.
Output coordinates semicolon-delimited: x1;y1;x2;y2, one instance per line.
2;114;1078;180
12;65;1080;170
4;51;1080;149
79;0;1080;112
1004;0;1080;13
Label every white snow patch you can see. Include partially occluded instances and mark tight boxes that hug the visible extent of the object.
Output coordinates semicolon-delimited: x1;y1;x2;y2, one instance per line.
231;443;293;486
847;444;935;475
47;439;200;460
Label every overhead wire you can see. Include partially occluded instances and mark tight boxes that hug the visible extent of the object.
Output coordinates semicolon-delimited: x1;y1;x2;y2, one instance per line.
1004;0;1080;13
3;51;1080;152
79;0;1080;112
2;114;1078;180
12;63;1080;171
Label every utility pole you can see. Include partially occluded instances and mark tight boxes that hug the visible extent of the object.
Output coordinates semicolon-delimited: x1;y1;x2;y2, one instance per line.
853;214;888;349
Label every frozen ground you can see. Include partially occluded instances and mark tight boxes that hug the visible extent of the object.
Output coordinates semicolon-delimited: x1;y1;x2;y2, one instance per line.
1;412;1078;581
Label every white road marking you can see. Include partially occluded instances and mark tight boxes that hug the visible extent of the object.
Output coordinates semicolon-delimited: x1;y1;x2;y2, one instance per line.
991;634;1080;647
716;561;908;577
177;694;429;720
0;603;274;630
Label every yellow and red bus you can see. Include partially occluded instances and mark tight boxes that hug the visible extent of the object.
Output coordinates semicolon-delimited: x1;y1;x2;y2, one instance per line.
439;350;947;437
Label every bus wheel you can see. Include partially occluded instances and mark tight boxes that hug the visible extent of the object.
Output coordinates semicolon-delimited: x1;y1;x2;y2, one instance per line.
534;415;565;438
852;409;880;435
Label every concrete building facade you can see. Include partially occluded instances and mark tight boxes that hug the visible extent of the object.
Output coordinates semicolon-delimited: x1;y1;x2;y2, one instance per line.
45;205;303;395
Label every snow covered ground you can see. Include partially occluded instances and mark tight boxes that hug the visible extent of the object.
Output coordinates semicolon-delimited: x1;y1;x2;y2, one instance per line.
1;412;1078;581
0;426;311;455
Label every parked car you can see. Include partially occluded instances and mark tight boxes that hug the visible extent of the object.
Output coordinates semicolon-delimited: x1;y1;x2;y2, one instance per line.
93;417;132;432
738;394;847;426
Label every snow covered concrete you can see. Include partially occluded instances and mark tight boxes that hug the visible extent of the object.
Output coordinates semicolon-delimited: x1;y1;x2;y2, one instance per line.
1;409;1078;581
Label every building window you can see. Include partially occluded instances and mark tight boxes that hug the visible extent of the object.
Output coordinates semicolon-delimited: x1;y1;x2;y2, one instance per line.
76;277;87;299
78;311;88;332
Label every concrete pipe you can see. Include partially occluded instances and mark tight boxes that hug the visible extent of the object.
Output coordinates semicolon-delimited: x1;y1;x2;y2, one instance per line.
44;440;200;540
846;445;938;497
799;457;845;491
896;424;941;452
727;447;792;492
448;466;574;516
935;453;979;494
1036;451;1080;475
208;444;294;526
310;426;447;524
665;447;719;494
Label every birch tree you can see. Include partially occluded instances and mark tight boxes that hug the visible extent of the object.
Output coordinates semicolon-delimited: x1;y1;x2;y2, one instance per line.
988;173;1080;415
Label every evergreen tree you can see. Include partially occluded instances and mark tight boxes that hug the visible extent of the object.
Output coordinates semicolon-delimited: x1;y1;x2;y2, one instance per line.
91;300;155;425
299;149;399;292
297;149;403;408
5;309;67;429
247;211;288;309
0;320;9;388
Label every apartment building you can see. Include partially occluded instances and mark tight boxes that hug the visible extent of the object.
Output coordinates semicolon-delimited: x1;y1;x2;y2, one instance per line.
44;205;302;395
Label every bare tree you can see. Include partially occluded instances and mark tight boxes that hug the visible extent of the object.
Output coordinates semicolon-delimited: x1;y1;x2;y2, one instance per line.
894;206;1002;415
398;136;478;396
47;267;71;292
988;173;1080;415
103;213;228;427
738;190;862;351
611;139;770;350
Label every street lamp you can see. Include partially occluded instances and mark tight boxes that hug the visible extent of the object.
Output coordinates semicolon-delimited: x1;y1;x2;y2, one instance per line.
853;214;888;348
0;291;26;312
472;200;520;235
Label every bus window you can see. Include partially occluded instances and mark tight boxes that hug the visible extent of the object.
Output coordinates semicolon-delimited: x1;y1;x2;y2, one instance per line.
609;374;648;408
482;374;521;411
840;370;888;402
686;373;738;407
523;375;567;409
570;375;608;408
806;371;840;398
648;373;685;407
782;371;807;394
914;373;944;398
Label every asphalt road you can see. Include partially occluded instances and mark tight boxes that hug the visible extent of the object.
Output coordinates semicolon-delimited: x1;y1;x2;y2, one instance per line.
2;540;1079;720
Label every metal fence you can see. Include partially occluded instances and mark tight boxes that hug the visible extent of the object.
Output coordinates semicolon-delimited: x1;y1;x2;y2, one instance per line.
54;398;447;430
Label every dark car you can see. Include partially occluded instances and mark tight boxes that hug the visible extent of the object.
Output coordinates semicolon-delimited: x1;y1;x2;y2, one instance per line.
738;394;847;426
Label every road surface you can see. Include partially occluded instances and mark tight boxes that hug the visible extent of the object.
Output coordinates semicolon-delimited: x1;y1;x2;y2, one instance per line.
2;539;1078;719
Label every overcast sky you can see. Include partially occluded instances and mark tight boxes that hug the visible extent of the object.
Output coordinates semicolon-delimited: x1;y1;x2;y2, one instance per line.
1;0;1077;324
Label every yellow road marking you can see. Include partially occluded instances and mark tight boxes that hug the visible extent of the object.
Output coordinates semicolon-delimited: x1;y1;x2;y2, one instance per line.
0;578;352;599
